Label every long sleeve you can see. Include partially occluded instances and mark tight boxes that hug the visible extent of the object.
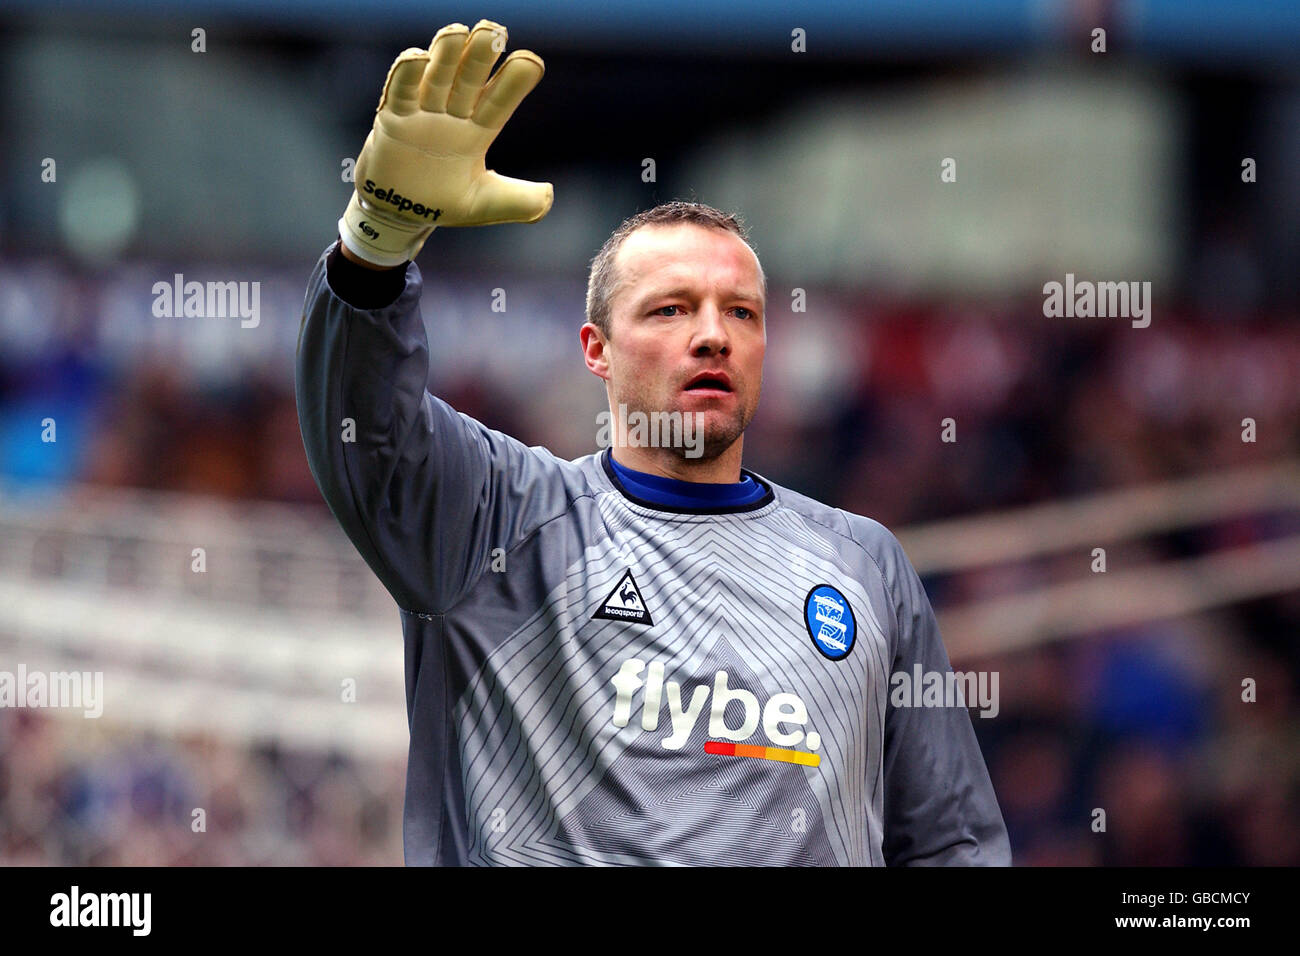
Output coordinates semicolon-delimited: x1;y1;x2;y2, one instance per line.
294;241;572;614
876;529;1012;866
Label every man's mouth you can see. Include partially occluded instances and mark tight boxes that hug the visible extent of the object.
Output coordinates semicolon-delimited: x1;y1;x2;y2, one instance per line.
684;371;733;393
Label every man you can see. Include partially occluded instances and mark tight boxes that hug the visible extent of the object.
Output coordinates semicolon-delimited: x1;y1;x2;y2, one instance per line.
296;19;1011;866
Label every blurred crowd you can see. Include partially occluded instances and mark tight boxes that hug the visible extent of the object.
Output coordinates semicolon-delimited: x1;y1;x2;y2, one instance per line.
970;610;1300;865
1;273;1298;864
0;711;404;865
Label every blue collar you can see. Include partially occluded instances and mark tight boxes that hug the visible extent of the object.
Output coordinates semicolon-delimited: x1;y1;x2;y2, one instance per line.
604;450;772;513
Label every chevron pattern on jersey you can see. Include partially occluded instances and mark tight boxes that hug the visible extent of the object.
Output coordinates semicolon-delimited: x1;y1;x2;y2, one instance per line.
453;488;892;866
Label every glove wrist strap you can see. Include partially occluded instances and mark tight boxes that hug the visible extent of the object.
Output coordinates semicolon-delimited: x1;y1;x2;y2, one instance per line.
339;193;435;268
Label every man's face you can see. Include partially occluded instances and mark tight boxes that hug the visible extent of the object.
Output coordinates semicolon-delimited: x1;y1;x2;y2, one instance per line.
587;222;766;462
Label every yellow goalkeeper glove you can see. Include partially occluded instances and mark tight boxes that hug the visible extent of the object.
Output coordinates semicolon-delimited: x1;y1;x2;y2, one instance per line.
339;19;553;267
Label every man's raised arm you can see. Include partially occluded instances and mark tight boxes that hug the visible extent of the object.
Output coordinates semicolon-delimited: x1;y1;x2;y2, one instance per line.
295;20;556;614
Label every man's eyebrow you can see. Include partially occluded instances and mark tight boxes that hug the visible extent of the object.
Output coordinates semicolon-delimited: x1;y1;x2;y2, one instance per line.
635;287;765;308
635;286;692;308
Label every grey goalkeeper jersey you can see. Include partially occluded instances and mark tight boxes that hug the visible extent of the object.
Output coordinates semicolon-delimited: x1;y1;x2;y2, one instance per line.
295;242;1011;867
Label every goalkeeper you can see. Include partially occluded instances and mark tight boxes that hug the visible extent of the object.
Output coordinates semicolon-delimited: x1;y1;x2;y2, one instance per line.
296;19;1010;866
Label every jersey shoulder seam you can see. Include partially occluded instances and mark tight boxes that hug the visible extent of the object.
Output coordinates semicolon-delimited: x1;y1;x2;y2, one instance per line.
433;477;607;618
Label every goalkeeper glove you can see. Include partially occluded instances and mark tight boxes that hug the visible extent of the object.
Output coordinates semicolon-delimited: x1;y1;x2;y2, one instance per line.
339;19;553;267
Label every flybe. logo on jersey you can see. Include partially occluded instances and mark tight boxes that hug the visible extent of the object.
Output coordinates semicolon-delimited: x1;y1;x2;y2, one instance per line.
610;660;822;767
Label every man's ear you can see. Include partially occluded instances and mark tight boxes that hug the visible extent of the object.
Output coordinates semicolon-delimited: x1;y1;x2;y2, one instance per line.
580;323;611;381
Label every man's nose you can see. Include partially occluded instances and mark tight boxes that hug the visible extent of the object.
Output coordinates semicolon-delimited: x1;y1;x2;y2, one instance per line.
692;303;730;355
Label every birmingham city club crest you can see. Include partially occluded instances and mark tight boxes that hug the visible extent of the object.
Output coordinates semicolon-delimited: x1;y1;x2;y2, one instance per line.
804;584;856;661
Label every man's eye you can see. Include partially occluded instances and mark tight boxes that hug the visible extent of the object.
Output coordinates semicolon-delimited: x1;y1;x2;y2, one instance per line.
651;305;757;319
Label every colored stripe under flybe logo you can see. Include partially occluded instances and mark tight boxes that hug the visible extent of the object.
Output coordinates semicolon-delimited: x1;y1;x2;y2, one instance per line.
705;741;821;767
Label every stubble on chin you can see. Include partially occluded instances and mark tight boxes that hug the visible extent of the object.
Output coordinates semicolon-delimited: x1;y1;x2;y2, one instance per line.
689;411;747;462
609;374;756;463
